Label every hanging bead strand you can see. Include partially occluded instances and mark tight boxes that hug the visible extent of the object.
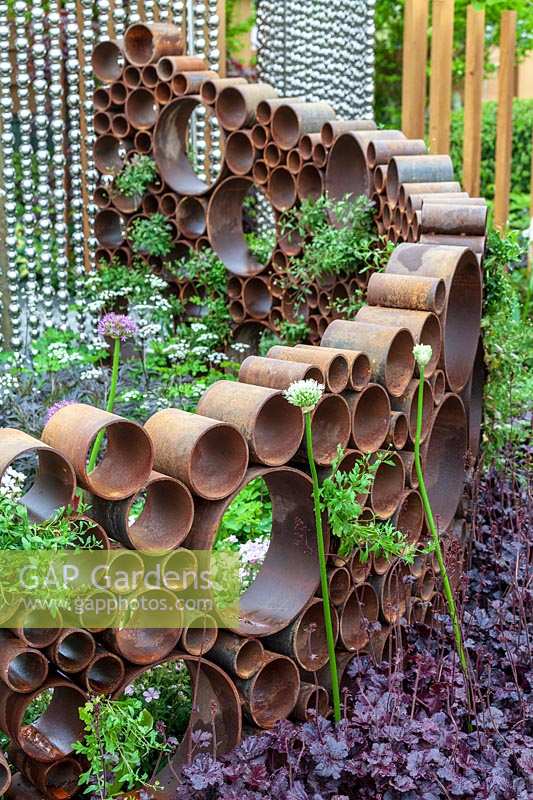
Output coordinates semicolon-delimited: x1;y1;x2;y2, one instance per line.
112;0;126;38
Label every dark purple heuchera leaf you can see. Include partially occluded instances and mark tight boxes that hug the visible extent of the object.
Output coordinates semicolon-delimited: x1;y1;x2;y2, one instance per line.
182;754;224;790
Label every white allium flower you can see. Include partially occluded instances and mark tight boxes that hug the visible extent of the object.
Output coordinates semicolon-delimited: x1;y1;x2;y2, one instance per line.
412;344;433;369
284;379;324;413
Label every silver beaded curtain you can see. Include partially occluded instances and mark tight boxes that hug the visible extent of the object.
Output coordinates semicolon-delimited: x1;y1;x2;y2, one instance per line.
0;0;222;350
256;0;376;120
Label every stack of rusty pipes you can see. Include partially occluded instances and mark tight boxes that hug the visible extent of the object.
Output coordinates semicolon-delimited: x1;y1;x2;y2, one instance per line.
0;225;485;798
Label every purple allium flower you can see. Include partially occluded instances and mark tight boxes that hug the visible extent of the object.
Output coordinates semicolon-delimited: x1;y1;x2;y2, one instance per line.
97;312;138;341
45;399;75;424
143;687;160;702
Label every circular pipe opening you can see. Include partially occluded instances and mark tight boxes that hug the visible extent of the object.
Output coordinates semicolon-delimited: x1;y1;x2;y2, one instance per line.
92;41;124;82
94;135;128;174
86;654;125;693
271;105;301;150
124;24;156;65
340;583;379;650
252;394;304;465
125;88;158;130
15;683;86;762
308;394;351;465
325;354;349;393
384;329;416;397
242;277;272;318
56;631;95;673
269;167;297;211
235;638;264;678
225;131;255;175
325;132;370;216
443;253;482;391
124;65;141;88
371;452;405;519
247;657;300;727
350;384;390;453
128;476;194;551
190;424;249;500
297;163;323;201
7;650;48;692
394;489;423;544
177;196;207;237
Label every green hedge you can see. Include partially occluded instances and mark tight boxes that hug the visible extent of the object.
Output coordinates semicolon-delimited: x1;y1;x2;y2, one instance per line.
450;99;533;227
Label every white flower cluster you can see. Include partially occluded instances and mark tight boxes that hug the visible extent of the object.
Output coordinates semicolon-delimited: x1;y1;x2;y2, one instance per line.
232;342;250;354
0;466;26;499
0;372;19;402
80;366;104;382
47;341;85;367
413;343;433;369
160;341;189;363
284;379;325;413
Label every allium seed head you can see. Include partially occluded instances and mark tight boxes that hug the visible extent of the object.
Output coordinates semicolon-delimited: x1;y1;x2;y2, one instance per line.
412;343;433;369
284;379;324;413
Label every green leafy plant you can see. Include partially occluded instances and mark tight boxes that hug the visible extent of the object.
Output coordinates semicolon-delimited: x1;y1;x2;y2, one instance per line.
320;446;416;563
129;214;173;258
226;0;256;60
245;232;277;264
73;695;169;798
167;247;228;297
258;320;311;356
0;494;102;551
115;155;158;198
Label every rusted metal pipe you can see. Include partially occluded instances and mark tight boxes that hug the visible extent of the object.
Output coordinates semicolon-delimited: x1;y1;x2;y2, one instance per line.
155;81;172;104
367;272;446;314
216;83;278;131
172;69;218;95
94;135;130;174
392;488;424;545
242;277;273;318
294;393;351;465
0;753;10;796
0;633;48;692
263;598;339;671
420;202;488;236
94;111;112;134
271;102;335;150
327;567;352;607
0;429;76;521
298;132;321;159
287;148;303;174
124;65;141;89
292;682;329;721
92;38;124;82
8;748;81;800
156;55;208;80
406;190;469;218
176;196;207;237
367;138;426;167
339;582;379;650
397;451;419;489
390;378;434;443
386;155;455;202
111;113;133;139
267;344;349;393
45;628;96;674
250;123;269;149
370;451;405;519
141;64;159;88
320;118;377;146
135;129;153;153
462;338;484;460
125;87;158;129
95;207;126;246
325;131;370;207
239;355;324;390
371;562;410;624
256;96;305;125
296;163;324;201
398;181;462;209
78;648;126;694
225;129;256;175
103;596;182;665
386;410;409;449
344;383;391;453
180;615;218;656
253;158;269;185
268;165;297;211
209;632;264;678
144;407;249;500
200;76;247;104
322;319;415;397
42;403;153;501
124;23;183;66
197;380;304;465
297;343;370;391
235;651;300;728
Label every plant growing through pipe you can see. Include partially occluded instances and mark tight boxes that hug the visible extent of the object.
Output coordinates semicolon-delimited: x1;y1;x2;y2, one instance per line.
87;313;138;473
129;213;173;257
115;155;158;198
412;344;472;715
285;379;341;723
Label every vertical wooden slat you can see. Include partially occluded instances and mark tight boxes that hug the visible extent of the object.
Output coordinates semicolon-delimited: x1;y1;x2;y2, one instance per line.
108;0;115;37
76;1;93;272
462;4;484;196
217;0;226;77
401;0;429;139
428;0;455;154
494;10;517;231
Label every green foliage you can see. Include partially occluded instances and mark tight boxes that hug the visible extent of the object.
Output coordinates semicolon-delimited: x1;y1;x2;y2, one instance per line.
73;696;169;798
167;247;228;298
481;228;532;463
217;477;272;542
320;447;416;562
226;0;256;60
258;319;311;356
129;214;173;257
245;231;277;264
0;495;102;550
115;156;158;198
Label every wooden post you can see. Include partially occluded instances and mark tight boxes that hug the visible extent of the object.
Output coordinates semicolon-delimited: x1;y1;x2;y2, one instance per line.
401;0;429;139
462;4;484;196
494;10;516;232
217;0;226;77
428;0;455;154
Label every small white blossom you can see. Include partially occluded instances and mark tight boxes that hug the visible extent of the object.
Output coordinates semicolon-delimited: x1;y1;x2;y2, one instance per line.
413;344;433;369
0;466;26;499
284;379;324;413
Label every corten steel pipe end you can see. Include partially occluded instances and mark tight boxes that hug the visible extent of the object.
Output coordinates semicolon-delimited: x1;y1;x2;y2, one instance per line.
225;130;256;176
215;83;279;131
397;451;419;489
355;306;442;378
135;129;153;154
104;602;182;665
0;633;49;692
186;466;320;637
0;752;10;796
298;344;370;391
264;141;282;168
328;567;351;607
350;550;372;585
45;628;95;674
319;448;369;508
94;111;111;135
255;96;305;126
92;38;125;82
239;355;324;391
296;163;324;201
160;192;178;216
386;154;455;203
124;23;183;66
0;429;76;522
373;165;388;194
125;87;158;130
391;379;433;443
372;562;410;624
9;749;82;799
431;370;446;406
80;649;126;694
94;207;126;247
461;338;484;461
90;470;194;552
321;319;415;397
176;196;207;237
370;451;405;519
253;159;269;185
5;678;87;762
94;135;130;175
200;76;247;104
406;190;470;217
392;489;424;545
339;583;379;651
242;277;273;319
386;244;482;392
292;682;329;721
155;81;172;104
270;101;335;151
268;166;297;211
197;381;304;466
123;64;141;89
144;408;249;500
172;69;218;96
267;344;349;393
320;118;377;146
295;394;351;466
367;272;447;315
325;132;370;214
209;631;264;679
42;403;153;501
398;181;462;209
180;615;218;656
142;64;159;88
386;411;409;450
235;651;300;728
156;55;208;80
367;137;427;168
367;624;403;664
207;176;274;275
422;393;467;532
263;598;339;672
420;202;488;237
415;565;436;602
344;383;391;453
287;148;303;174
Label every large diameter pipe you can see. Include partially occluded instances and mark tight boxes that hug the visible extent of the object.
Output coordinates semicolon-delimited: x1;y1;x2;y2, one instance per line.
321;319;415;397
267;344;349;393
386;243;482;391
42;403;153;501
197;381;304;465
239;355;324;390
263;598;339;671
296;163;324;201
125;87;158;129
216;83;279;130
296;343;370;391
94;207;126;246
124;23;183;66
420;202;488;236
339;582;379;650
144;408;248;500
367;138;427;167
392;489;424;545
386;154;455;202
355;306;441;377
90;470;194;552
325;132;370;208
320;118;378;146
235;651;300;728
271;101;335;150
8;749;81;800
92;39;125;82
367;272;446;314
0;429;76;522
344;383;391;453
294;394;351;465
185;466;320;637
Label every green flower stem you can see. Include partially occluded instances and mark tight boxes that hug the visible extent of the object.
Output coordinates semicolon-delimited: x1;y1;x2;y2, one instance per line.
87;337;121;473
304;411;341;723
414;368;471;693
